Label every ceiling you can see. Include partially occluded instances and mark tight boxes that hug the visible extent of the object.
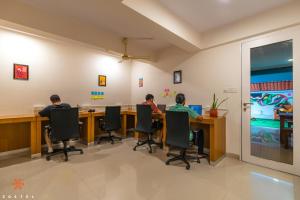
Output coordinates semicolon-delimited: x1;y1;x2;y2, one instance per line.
0;0;295;57
251;40;293;71
17;0;171;51
159;0;293;32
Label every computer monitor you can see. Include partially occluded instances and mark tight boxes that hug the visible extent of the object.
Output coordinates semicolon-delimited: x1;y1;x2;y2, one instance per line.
188;105;202;115
157;104;167;113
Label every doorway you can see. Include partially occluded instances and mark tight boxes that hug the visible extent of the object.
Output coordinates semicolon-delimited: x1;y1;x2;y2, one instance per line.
242;27;300;175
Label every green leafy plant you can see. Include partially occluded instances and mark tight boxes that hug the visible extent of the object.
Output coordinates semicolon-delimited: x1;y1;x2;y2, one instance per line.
211;93;229;109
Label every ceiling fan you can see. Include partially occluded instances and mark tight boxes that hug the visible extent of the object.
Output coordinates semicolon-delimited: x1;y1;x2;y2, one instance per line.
119;37;152;63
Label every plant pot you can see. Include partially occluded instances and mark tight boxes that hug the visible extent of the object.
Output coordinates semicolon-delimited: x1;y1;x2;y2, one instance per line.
210;109;218;117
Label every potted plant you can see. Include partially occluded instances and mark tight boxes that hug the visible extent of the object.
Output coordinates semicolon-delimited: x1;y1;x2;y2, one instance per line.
210;94;229;117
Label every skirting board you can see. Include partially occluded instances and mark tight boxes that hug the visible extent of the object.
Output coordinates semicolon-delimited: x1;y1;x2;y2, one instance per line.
226;153;240;160
31;153;42;159
0;148;29;158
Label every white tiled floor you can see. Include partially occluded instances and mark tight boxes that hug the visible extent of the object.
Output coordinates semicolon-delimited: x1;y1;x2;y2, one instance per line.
0;139;299;200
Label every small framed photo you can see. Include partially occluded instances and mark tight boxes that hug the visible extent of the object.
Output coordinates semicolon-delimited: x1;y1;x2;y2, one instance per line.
173;70;182;84
98;75;106;87
139;78;143;87
13;64;29;80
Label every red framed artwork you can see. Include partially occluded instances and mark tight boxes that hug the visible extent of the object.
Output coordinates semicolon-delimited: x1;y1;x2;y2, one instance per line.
13;64;29;80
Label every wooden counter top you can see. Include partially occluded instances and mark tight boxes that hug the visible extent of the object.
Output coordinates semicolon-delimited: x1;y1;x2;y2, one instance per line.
0;114;36;124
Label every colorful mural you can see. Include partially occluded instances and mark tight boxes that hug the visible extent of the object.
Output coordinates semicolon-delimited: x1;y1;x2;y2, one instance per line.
251;90;293;120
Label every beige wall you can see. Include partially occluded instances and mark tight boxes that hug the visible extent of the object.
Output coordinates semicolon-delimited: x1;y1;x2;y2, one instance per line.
0;28;132;115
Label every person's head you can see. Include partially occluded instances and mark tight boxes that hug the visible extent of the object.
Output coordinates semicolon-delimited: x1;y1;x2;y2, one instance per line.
175;93;186;105
145;94;154;102
50;94;61;105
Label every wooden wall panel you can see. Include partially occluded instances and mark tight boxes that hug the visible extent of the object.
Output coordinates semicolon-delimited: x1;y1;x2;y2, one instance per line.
0;123;30;152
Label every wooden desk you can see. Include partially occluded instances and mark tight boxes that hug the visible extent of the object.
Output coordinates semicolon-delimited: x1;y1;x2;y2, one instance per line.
190;116;226;163
0;110;226;164
0;114;38;158
124;111;226;164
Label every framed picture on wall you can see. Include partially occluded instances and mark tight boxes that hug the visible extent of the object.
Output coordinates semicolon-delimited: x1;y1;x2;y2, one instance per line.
139;78;143;87
98;75;106;87
173;70;182;84
13;64;29;80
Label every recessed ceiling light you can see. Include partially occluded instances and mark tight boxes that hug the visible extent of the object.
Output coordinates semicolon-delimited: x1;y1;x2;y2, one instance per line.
288;59;293;62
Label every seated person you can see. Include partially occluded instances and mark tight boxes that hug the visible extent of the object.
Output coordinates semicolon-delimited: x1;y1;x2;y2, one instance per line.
39;95;71;153
169;93;204;153
142;94;162;114
142;94;163;138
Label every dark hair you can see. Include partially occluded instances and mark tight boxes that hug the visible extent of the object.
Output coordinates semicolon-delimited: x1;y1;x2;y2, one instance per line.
50;95;61;103
176;93;185;104
145;94;154;101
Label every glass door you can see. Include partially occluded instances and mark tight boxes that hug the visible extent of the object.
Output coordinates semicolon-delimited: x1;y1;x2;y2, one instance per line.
242;27;300;175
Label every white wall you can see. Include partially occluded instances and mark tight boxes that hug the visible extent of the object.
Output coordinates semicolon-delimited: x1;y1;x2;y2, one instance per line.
0;28;132;115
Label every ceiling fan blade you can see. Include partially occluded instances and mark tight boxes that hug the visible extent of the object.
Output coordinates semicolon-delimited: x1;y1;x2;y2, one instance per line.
129;56;151;60
106;49;123;57
118;59;124;63
128;37;153;40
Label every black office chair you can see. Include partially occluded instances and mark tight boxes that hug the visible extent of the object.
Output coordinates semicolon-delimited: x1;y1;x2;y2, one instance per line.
46;107;83;161
133;104;162;153
97;106;122;144
165;111;192;170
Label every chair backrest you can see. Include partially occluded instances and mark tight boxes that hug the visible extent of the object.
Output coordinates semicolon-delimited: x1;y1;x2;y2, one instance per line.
136;104;153;133
50;107;79;141
157;104;167;113
166;111;190;149
104;106;121;131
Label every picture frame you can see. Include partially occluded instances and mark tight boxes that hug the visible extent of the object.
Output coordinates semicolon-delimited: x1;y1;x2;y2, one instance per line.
139;78;143;87
173;70;182;84
98;75;107;87
13;64;29;80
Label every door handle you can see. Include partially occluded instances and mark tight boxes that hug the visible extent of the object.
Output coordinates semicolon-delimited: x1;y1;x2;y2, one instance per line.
243;102;253;111
243;102;253;107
